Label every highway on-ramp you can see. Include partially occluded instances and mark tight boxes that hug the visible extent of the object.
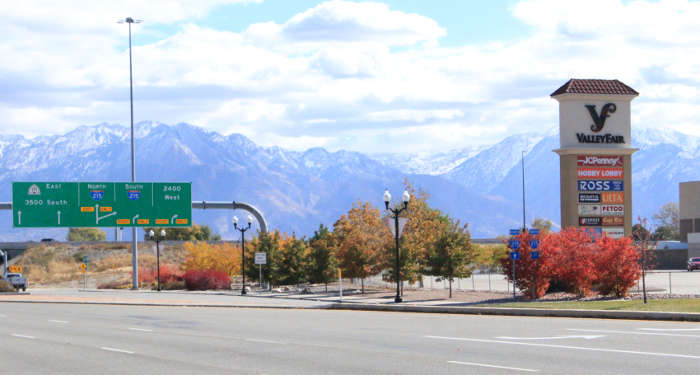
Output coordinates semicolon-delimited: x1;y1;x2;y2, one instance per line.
0;302;698;374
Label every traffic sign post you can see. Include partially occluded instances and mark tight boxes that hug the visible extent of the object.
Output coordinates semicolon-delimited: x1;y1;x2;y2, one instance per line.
255;252;267;289
12;182;192;228
80;263;87;289
509;238;520;299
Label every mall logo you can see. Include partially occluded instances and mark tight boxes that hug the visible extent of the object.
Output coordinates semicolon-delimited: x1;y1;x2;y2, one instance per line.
585;103;616;132
577;103;624;144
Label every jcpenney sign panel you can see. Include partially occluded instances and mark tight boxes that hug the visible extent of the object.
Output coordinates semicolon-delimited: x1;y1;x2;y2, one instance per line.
577;155;623;167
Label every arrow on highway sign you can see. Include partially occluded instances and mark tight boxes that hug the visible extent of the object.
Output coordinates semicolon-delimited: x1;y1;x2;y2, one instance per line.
530;251;539;260
509;251;520;260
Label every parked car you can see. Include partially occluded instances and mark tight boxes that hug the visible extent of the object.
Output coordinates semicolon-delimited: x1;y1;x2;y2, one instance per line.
5;272;27;291
688;257;700;272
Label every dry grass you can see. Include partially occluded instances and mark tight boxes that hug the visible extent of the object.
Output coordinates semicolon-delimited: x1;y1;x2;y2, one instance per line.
14;243;188;286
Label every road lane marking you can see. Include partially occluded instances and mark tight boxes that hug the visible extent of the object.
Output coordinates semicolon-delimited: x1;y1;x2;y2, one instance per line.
496;335;604;340
11;334;35;339
568;328;700;338
49;320;69;324
425;335;700;360
245;338;284;345
128;327;153;332
639;328;700;332
448;361;538;372
100;347;134;354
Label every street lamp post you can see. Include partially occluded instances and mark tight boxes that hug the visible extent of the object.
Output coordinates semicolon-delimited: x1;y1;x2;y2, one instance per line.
118;16;142;290
383;189;410;303
149;229;166;291
234;215;252;295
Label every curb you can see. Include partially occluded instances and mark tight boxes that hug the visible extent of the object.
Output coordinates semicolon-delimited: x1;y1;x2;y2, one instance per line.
327;303;700;322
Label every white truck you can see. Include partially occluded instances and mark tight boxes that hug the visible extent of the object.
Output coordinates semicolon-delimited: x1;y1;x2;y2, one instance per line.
5;273;27;291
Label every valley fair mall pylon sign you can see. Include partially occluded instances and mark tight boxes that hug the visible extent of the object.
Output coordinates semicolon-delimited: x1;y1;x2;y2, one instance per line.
551;79;638;238
12;182;192;228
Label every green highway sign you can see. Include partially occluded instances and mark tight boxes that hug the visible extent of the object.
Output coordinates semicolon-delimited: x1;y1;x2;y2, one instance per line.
12;182;191;228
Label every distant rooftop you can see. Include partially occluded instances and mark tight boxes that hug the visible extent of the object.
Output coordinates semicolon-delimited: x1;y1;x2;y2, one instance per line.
551;79;639;97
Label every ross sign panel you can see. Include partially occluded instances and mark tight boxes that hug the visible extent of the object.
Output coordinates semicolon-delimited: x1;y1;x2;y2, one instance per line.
601;192;624;204
579;193;601;203
254;252;267;265
577;180;623;192
577;167;623;180
601;205;624;216
602;216;624;226
579;217;602;226
578;204;601;216
577;155;623;167
12;182;192;228
603;227;625;238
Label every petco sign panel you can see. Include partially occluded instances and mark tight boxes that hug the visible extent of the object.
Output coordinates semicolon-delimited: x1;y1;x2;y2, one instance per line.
601;205;624;216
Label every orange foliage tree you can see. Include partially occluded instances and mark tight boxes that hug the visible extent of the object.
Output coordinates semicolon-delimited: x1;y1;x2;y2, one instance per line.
591;235;640;297
181;241;241;278
334;201;390;293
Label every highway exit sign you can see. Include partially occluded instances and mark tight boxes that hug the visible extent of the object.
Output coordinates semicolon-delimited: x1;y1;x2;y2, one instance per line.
12;182;191;228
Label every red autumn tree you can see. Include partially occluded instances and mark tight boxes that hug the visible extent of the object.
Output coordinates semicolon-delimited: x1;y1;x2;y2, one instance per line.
546;227;597;298
591;235;641;297
500;230;552;299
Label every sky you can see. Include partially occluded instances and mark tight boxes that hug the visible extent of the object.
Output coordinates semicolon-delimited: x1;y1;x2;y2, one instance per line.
2;0;700;154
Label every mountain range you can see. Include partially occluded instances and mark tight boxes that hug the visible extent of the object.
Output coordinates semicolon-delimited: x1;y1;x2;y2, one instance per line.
0;122;695;241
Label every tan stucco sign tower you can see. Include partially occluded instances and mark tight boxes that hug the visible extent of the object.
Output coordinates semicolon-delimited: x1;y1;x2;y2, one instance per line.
552;79;638;237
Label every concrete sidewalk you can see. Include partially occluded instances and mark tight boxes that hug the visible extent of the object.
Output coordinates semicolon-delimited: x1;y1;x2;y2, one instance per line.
1;288;699;322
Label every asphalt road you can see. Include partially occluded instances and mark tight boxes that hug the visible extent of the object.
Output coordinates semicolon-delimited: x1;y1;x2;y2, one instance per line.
1;303;699;374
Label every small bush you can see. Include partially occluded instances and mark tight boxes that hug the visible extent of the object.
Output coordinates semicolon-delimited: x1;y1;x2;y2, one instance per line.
97;279;131;289
593;236;641;297
0;280;15;292
160;279;186;290
183;270;231;290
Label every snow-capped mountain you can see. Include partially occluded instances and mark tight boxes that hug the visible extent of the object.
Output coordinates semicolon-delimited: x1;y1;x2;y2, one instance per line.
0;122;695;241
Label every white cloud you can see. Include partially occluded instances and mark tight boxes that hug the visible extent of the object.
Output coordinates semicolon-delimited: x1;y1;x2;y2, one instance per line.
1;0;700;154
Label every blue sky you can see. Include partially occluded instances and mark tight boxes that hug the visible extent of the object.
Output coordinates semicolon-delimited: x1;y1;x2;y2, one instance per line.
2;0;699;153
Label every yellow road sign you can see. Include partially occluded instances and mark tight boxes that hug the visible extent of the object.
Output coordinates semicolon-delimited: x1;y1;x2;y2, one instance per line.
80;263;87;272
8;265;22;273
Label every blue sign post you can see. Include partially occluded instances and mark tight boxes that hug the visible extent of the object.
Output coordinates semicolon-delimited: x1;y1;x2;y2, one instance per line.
509;239;520;250
530;239;539;249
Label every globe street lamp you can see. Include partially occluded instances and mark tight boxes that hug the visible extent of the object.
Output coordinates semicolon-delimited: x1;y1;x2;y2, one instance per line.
234;215;252;295
383;189;410;303
149;229;166;291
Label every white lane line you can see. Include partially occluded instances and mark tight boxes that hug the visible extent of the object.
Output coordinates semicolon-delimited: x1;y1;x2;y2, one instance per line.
425;335;700;360
568;328;700;338
496;335;604;340
245;338;284;345
128;327;153;332
100;347;134;354
639;328;700;332
48;320;69;324
11;334;35;339
448;361;538;373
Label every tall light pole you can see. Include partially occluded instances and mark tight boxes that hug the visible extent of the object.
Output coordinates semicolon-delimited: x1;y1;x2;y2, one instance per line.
234;215;252;295
149;229;166;291
521;150;527;232
383;189;410;303
118;16;141;290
